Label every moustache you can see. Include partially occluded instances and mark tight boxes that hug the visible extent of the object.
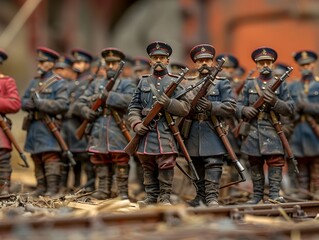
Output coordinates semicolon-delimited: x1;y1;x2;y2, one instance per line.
107;69;116;79
198;65;213;73
259;66;272;75
301;69;312;76
154;62;166;69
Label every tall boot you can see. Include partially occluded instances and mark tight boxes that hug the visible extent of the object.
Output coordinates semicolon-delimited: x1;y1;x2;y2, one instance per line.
137;169;159;208
44;162;61;197
310;161;319;199
0;154;12;195
205;166;222;207
246;163;264;204
294;162;310;199
116;164;130;200
60;162;69;193
91;164;112;200
158;168;174;205
31;160;46;197
268;166;285;203
85;160;96;192
187;162;206;207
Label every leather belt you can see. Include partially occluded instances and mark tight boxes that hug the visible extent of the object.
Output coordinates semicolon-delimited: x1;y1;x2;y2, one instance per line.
192;113;209;121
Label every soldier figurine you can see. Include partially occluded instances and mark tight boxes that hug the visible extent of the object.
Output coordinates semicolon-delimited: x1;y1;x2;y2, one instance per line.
76;48;135;200
0;49;21;195
289;50;319;199
132;56;151;86
237;47;294;204
128;41;190;207
22;47;69;196
183;45;236;207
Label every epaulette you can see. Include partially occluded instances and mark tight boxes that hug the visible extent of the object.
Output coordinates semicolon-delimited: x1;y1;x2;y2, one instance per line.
315;76;319;81
215;76;226;80
168;73;178;78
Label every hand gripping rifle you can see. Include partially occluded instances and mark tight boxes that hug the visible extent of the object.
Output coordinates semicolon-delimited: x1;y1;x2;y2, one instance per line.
76;61;125;139
233;67;293;137
124;68;189;155
0;115;29;168
32;92;76;166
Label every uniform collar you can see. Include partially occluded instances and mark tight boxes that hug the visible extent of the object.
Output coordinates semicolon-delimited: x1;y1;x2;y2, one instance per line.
153;69;168;78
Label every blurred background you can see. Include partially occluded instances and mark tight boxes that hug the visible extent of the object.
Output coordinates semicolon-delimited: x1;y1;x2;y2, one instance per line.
0;0;319;184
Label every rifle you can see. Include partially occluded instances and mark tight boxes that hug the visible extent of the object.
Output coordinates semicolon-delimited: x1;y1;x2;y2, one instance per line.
270;111;299;174
210;115;246;187
32;92;76;166
0;115;29;168
164;112;199;181
234;69;254;96
233;67;293;137
76;60;125;139
184;58;225;119
124;67;189;155
110;108;132;142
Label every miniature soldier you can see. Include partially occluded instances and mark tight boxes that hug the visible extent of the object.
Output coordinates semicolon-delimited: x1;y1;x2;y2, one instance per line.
169;62;187;75
183;45;236;207
289;50;319;199
76;48;135;200
132;56;151;86
0;49;21;195
237;47;294;204
128;41;190;206
21;47;69;196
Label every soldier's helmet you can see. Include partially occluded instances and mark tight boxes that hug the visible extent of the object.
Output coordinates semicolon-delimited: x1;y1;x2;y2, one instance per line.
251;47;277;62
190;44;215;62
36;47;60;62
216;54;239;68
101;48;125;62
293;50;318;65
133;56;150;71
0;49;8;64
55;55;74;69
146;41;172;57
71;48;93;63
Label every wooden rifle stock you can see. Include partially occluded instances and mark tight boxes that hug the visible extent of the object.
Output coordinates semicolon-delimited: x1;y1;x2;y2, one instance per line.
233;67;293;137
210;115;246;186
110;108;132;142
269;111;299;174
76;61;125;139
124;67;189;155
0;115;29;168
33;92;76;166
164;112;199;181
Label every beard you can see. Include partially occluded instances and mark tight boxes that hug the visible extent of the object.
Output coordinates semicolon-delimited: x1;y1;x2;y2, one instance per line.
37;67;46;76
107;69;116;79
259;66;272;75
198;64;213;74
301;69;312;77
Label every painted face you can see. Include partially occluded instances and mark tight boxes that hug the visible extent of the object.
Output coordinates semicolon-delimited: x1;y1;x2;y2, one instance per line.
72;61;90;73
37;61;54;75
256;60;274;75
195;58;214;74
105;60;121;79
149;55;169;71
299;62;315;76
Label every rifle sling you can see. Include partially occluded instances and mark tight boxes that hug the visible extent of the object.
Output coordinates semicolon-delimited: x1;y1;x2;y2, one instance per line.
146;77;161;100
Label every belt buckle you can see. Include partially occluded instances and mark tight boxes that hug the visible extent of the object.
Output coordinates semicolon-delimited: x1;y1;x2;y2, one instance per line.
198;113;206;121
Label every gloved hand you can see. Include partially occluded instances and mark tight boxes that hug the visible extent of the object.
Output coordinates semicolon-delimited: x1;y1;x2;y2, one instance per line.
33;98;44;109
263;86;277;106
242;106;258;119
158;93;171;109
134;122;148;135
23;99;35;110
196;97;212;111
295;101;305;113
82;107;99;122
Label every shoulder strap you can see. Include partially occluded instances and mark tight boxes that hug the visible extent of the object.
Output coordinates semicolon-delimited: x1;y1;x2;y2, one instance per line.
146;77;161;100
253;78;263;97
36;74;60;93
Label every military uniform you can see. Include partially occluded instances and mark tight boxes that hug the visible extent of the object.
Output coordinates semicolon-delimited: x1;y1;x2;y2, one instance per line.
237;47;294;203
289;50;319;198
76;48;135;200
22;47;69;196
182;45;236;207
0;50;21;195
128;41;190;206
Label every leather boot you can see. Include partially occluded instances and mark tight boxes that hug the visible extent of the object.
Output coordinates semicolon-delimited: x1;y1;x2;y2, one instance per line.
158;168;174;206
0;179;9;195
91;164;112;200
31;160;46;197
137;169;159;208
44;162;61;197
268;166;285;203
310;161;319;200
116;164;130;200
85;161;96;192
60;162;69;193
294;162;310;199
246;163;264;204
205;166;222;207
0;152;12;195
72;160;82;188
187;162;206;207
